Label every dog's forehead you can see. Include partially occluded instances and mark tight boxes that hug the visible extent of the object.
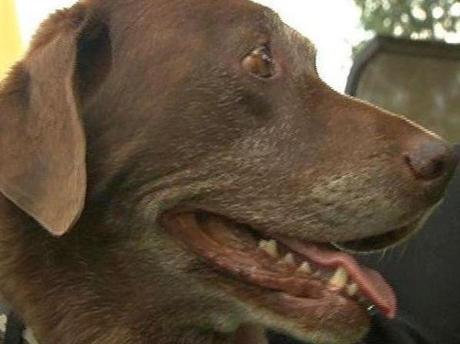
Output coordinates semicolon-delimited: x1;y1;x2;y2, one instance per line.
101;0;274;25
100;0;308;43
99;0;317;67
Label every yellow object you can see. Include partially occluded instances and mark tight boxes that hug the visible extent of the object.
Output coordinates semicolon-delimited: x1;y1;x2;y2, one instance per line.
0;0;23;79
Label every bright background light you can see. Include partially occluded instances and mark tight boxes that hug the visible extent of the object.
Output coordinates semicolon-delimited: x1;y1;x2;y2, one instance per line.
252;0;369;91
14;0;368;91
15;0;78;42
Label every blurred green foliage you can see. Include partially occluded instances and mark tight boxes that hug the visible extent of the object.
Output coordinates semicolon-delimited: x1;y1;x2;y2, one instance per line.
354;0;460;40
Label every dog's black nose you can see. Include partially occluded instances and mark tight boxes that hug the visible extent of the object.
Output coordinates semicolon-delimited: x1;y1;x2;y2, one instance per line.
404;136;458;181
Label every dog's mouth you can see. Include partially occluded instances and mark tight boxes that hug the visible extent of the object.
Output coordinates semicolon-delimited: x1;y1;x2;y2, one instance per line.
160;210;407;331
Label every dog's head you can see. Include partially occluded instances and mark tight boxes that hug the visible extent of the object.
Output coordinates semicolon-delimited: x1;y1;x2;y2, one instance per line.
0;0;457;343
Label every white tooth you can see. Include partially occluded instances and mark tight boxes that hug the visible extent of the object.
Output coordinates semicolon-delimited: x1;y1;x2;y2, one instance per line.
329;267;348;289
312;271;321;278
346;283;359;296
297;261;312;273
262;240;279;258
258;240;268;250
281;253;295;265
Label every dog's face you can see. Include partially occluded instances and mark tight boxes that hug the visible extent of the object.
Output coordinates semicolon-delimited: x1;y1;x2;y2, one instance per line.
0;0;457;343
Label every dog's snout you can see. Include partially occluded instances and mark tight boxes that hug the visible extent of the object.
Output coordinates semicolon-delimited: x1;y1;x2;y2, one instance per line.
403;135;458;182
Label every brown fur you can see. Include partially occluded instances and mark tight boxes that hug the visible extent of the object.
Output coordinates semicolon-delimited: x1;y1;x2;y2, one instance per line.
0;1;456;343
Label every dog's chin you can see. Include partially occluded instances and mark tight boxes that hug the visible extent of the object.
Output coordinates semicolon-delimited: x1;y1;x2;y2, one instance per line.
160;209;434;343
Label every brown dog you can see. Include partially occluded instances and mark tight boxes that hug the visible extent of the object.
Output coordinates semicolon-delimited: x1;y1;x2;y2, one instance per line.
0;1;457;343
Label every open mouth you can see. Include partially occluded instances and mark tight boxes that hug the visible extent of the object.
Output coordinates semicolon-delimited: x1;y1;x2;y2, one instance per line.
161;210;402;326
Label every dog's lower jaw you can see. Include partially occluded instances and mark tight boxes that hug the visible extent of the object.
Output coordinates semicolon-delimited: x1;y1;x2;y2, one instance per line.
45;326;240;344
134;326;264;344
234;325;268;344
161;325;267;344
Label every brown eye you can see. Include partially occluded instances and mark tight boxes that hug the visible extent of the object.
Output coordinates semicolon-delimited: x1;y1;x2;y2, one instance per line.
242;46;277;78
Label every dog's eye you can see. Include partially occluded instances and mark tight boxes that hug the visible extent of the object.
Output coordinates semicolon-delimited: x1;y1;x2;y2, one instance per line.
242;46;277;79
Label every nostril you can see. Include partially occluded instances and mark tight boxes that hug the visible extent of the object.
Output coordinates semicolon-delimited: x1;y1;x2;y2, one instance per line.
404;140;457;181
404;154;445;180
430;160;446;178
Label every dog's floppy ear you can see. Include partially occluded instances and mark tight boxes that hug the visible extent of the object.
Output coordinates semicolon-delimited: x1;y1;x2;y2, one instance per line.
0;4;110;236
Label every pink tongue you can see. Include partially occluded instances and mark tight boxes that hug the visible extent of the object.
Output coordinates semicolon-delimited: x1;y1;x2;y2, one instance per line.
278;238;397;319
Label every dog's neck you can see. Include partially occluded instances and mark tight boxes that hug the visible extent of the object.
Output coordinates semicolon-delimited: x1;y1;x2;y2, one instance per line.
0;197;270;344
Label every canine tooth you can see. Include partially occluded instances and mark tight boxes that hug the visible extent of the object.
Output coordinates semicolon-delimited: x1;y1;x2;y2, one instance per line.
312;271;321;278
281;253;295;265
262;240;279;258
346;283;359;296
297;261;312;273
328;267;348;289
258;240;268;249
